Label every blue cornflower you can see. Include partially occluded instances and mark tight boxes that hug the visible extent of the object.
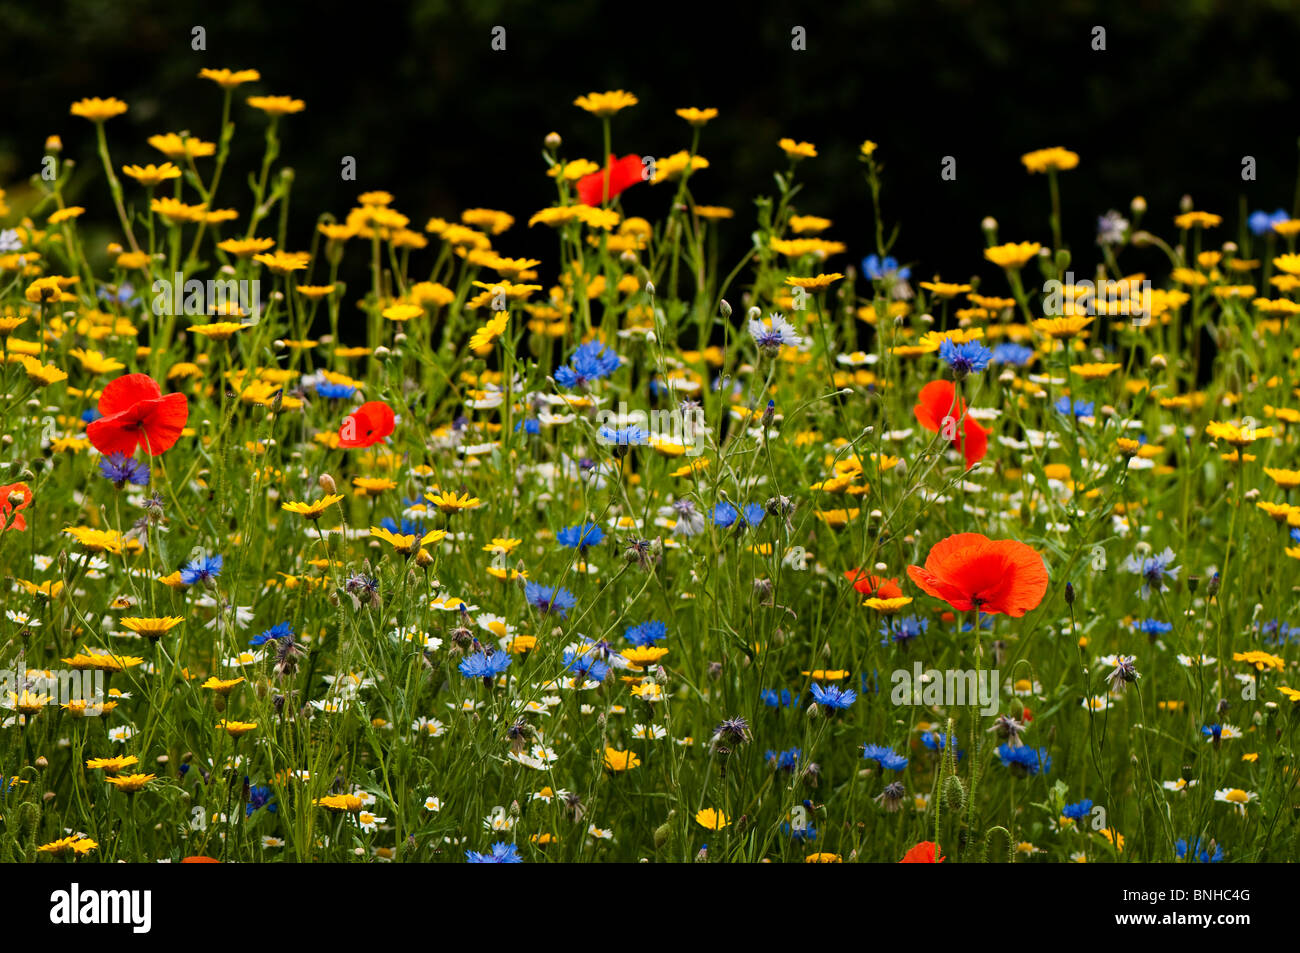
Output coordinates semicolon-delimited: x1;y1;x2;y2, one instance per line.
766;748;802;772
862;744;908;771
557;522;605;550
880;752;909;772
997;744;1051;776
515;418;541;435
97;282;140;307
781;822;818;841
712;502;739;527
1062;799;1093;821
316;381;356;399
760;688;799;707
711;501;765;529
563;649;610;683
880;615;928;647
523;581;577;619
554;340;622;389
1054;396;1094;418
180;554;223;585
1175;838;1223;863
249;621;293;647
1121;546;1180;600
625;620;667;646
862;254;910;282
747;313;802;354
380;516;427;537
81;408;102;424
1248;208;1289;237
466;842;523;863
938;338;992;378
598;424;649;446
458;650;512;680
98;452;150;488
1132;618;1173;636
990;342;1035;367
921;731;957;752
246;784;277;817
809;683;857;710
595;423;647;447
1201;724;1223;742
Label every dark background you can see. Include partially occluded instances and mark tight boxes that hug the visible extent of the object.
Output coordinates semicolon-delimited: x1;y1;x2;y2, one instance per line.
5;0;1300;290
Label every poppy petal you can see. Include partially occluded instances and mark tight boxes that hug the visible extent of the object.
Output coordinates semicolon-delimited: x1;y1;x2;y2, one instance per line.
98;373;162;418
87;412;146;457
577;154;643;206
138;393;189;455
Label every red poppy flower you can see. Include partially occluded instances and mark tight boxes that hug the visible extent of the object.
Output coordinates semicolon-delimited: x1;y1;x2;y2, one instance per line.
900;840;945;863
577;154;644;206
86;374;189;457
339;401;395;448
913;379;990;468
0;482;33;533
906;532;1049;618
844;569;903;599
180;855;220;863
1022;707;1034;723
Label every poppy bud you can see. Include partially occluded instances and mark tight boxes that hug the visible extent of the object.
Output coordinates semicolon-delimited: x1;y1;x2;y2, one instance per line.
318;473;336;494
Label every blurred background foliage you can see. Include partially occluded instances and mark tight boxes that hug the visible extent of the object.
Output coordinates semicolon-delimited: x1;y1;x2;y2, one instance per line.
5;0;1300;291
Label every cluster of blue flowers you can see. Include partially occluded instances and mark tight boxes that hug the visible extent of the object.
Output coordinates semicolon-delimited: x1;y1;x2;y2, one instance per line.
555;340;622;389
766;748;802;772
180;554;223;585
524;581;577;619
996;744;1052;775
625;620;667;646
938;338;992;377
249;621;293;647
810;683;856;710
861;743;909;771
712;502;765;529
466;842;523;863
458;649;512;680
557;522;605;550
99;452;149;488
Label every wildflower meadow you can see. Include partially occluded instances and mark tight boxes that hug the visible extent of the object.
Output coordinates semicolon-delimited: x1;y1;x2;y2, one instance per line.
2;67;1299;870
